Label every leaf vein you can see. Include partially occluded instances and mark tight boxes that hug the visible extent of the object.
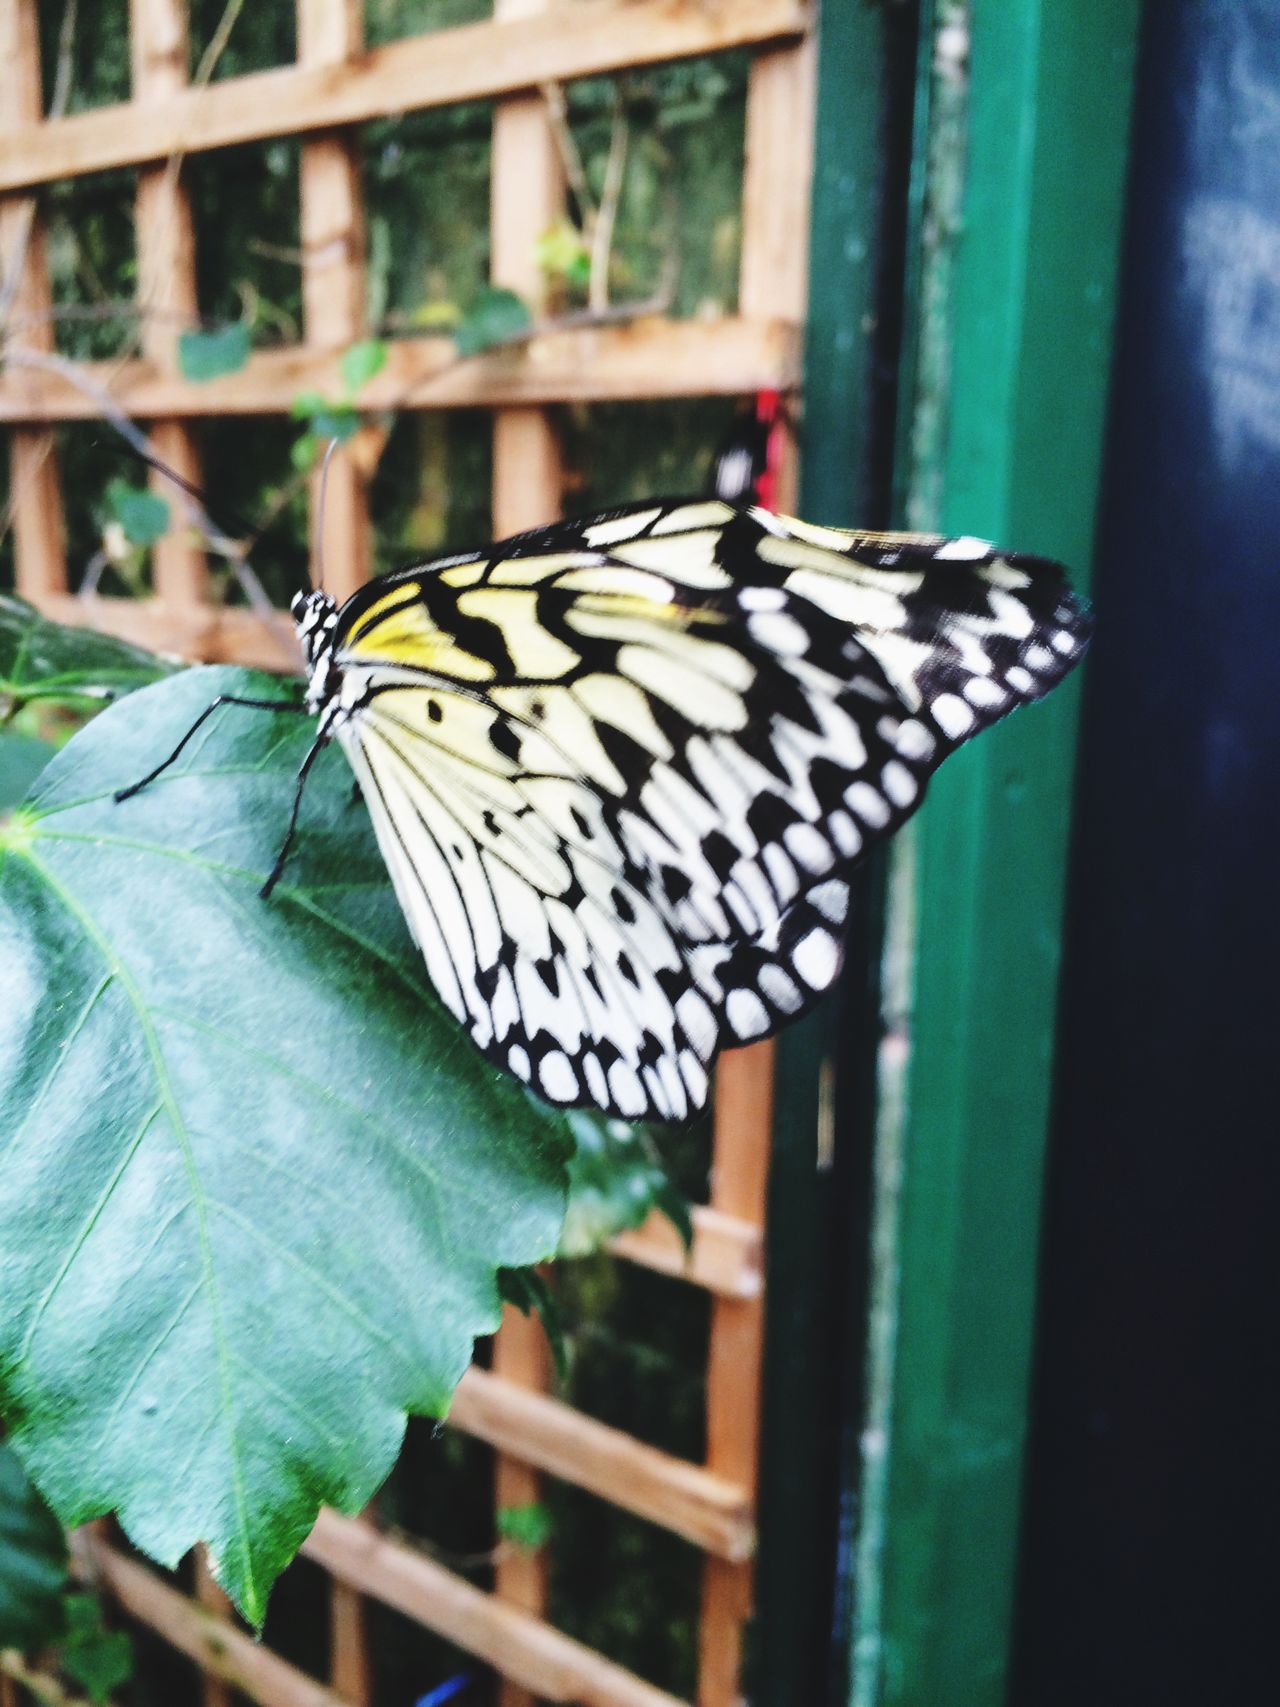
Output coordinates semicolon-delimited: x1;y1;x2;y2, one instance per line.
18;1102;162;1364
99;1275;204;1433
202;1196;422;1380
0;971;115;1167
18;852;260;1615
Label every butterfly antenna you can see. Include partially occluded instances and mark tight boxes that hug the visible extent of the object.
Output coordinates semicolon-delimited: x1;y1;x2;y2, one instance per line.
313;436;341;594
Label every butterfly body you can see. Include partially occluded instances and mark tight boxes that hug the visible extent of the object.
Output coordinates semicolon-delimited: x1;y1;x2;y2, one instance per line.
282;499;1090;1122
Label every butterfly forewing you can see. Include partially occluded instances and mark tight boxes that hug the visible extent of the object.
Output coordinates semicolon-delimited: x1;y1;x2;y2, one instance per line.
317;499;1090;1119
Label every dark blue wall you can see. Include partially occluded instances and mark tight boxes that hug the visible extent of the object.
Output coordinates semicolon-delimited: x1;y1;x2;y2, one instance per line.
1013;5;1280;1701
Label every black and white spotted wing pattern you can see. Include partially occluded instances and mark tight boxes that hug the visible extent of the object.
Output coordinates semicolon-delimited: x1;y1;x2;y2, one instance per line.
292;499;1091;1120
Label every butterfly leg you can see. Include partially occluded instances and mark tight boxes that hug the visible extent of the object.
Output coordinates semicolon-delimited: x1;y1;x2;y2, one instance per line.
259;730;329;900
114;694;309;802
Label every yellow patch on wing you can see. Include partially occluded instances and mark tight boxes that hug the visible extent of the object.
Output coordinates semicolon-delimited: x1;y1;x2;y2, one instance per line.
345;585;419;644
565;595;721;649
343;602;496;681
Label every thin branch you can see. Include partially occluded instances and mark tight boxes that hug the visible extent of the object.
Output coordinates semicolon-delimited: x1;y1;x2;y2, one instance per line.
380;1518;522;1578
190;0;247;90
245;237;309;268
3;348;290;649
234;279;297;344
539;82;594;225
77;546;111;600
589;97;629;315
48;0;80;121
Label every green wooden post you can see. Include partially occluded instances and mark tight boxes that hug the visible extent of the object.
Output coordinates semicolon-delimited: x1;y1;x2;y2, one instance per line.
755;3;919;1702
844;4;1143;1704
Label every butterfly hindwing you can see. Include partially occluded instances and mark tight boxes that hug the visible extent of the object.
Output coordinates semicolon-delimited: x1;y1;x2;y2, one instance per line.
318;499;1090;1119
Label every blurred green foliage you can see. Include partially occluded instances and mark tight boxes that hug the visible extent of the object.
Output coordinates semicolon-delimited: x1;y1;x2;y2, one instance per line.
496;1501;553;1551
177;321;252;381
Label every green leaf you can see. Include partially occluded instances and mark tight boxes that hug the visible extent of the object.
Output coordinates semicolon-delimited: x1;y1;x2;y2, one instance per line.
105;478;171;548
290;432;320;473
409;299;462;331
495;1501;552;1551
453;286;532;358
177;323;251;382
289;390;329;420
57;1595;133;1703
339;339;388;394
535;221;592;290
0;1442;68;1649
0;733;54;812
497;1268;567;1382
559;1113;691;1258
289;392;359;443
0;595;178;716
0;667;571;1624
312;408;360;442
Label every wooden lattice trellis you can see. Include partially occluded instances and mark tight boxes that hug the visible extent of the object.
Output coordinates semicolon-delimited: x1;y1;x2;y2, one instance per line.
0;3;817;1703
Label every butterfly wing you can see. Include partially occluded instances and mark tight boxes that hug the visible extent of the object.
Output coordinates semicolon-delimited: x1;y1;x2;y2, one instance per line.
325;500;1090;1119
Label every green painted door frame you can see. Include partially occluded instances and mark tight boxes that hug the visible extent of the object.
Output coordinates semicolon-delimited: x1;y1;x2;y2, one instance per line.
852;4;1141;1704
780;2;1142;1703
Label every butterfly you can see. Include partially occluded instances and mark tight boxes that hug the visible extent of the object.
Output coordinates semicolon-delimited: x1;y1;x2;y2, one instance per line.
119;498;1091;1122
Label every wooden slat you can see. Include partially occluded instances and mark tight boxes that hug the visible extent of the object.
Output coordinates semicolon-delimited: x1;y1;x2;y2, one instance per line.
298;0;370;607
451;1366;754;1562
132;0;207;608
489;1310;552;1707
489;13;563;1700
0;317;796;422
193;1548;234;1707
490;0;563;540
739;39;817;325
491;402;563;536
0;0;66;599
76;1534;351;1707
328;1582;372;1707
0;1;810;194
31;591;299;671
608;1205;763;1301
302;1509;686;1707
698;1044;775;1707
696;36;816;1703
6;416;66;594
